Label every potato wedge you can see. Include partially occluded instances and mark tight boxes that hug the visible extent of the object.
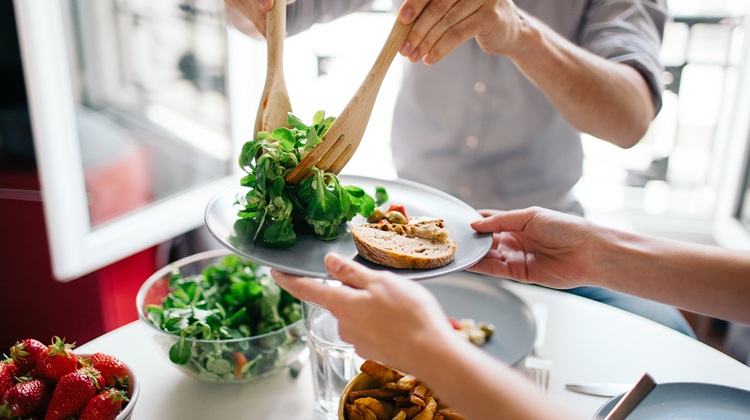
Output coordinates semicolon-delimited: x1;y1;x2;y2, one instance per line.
391;412;407;420
360;360;405;383
343;361;464;420
354;397;388;420
437;408;467;420
395;374;420;391
349;388;399;402
409;383;429;407
346;404;366;420
413;397;437;420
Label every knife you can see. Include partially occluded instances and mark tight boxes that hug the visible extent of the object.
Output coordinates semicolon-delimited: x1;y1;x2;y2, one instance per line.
603;373;657;420
565;382;633;397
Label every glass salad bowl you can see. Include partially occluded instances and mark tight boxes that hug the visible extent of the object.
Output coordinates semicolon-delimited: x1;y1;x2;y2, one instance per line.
136;249;306;383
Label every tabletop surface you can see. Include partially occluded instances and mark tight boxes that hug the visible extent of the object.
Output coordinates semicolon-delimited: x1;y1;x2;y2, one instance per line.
77;279;750;420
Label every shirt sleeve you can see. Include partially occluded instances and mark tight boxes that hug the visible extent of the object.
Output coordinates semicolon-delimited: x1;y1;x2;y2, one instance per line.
578;0;668;115
286;0;375;35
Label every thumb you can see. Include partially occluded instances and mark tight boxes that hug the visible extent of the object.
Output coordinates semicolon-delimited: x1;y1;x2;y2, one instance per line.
471;208;535;233
324;253;375;290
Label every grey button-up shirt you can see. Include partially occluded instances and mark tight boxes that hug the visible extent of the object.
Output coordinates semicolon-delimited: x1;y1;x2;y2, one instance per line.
288;0;667;215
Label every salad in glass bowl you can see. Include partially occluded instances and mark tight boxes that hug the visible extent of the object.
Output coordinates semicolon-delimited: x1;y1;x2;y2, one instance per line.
136;249;306;383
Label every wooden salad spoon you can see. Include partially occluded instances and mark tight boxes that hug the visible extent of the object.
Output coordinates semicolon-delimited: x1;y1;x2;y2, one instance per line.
284;18;415;185
254;0;292;135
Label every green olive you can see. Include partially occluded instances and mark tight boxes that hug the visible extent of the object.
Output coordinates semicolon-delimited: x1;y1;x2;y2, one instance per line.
385;211;408;224
367;207;386;223
479;322;495;340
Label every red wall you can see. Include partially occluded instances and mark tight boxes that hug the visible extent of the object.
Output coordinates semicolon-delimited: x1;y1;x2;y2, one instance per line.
0;163;156;352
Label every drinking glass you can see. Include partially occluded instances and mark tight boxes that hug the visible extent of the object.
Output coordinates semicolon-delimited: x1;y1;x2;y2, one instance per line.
303;301;362;419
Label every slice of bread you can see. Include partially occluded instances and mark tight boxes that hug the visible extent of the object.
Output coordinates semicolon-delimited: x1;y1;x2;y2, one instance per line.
351;219;457;269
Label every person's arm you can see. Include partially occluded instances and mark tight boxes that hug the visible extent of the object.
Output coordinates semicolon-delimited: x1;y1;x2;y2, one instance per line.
395;0;664;147
505;14;655;147
469;207;750;325
271;254;576;420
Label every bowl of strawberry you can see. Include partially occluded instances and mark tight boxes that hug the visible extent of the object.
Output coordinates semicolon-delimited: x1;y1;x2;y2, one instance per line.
0;337;138;420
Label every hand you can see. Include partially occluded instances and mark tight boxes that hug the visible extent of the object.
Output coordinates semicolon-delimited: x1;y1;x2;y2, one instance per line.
397;0;531;64
270;254;456;369
468;207;597;289
224;0;274;38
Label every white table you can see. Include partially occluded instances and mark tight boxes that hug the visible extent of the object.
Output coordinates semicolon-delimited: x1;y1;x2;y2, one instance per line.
78;280;750;419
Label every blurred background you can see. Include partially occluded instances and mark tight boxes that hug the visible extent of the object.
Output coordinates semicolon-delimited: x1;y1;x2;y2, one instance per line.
1;0;749;365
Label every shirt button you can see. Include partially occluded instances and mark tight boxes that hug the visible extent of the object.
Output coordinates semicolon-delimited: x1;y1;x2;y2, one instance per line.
465;136;479;148
474;82;486;93
459;186;472;198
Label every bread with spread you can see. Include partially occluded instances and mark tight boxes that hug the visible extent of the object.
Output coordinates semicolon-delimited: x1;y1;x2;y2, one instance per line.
351;218;456;269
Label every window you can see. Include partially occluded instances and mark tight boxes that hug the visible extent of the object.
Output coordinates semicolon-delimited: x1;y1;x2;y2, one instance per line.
15;0;253;280
577;4;750;244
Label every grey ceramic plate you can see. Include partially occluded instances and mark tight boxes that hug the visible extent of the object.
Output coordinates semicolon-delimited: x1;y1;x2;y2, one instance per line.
204;175;492;280
423;271;536;366
594;383;750;419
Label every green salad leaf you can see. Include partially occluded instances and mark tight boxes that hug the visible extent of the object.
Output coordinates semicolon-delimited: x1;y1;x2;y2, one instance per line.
146;254;304;381
236;111;386;248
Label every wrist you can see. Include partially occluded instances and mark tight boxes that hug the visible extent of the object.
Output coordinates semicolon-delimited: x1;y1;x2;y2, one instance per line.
506;10;545;62
588;224;644;288
410;333;481;381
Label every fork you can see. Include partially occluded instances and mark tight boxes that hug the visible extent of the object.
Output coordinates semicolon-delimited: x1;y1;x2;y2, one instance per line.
284;18;414;185
525;303;552;393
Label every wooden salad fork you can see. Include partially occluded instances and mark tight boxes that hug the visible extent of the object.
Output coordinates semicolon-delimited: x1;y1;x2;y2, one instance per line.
284;18;415;185
254;0;292;135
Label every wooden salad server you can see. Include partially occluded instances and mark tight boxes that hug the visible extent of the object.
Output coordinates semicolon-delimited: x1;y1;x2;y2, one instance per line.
284;18;414;185
254;0;292;135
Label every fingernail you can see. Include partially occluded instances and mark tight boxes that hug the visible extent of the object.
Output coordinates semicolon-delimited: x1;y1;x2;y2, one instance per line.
471;216;487;225
400;41;412;56
325;253;343;273
400;8;413;23
409;49;420;61
260;0;269;9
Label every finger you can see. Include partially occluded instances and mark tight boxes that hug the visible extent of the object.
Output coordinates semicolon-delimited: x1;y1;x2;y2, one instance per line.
491;232;501;249
324;253;379;290
401;0;459;59
398;0;431;24
470;207;537;233
466;259;495;276
423;15;485;64
466;250;513;278
233;0;270;36
415;0;483;64
477;209;501;217
270;269;347;309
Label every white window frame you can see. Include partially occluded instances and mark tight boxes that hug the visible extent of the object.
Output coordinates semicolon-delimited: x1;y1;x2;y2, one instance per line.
13;0;260;281
713;15;750;250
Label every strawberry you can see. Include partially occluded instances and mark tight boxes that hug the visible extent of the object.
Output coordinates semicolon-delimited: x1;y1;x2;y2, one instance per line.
1;378;50;418
44;369;99;420
89;353;128;387
79;388;128;420
78;365;105;390
35;337;77;384
0;362;19;396
10;338;47;375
